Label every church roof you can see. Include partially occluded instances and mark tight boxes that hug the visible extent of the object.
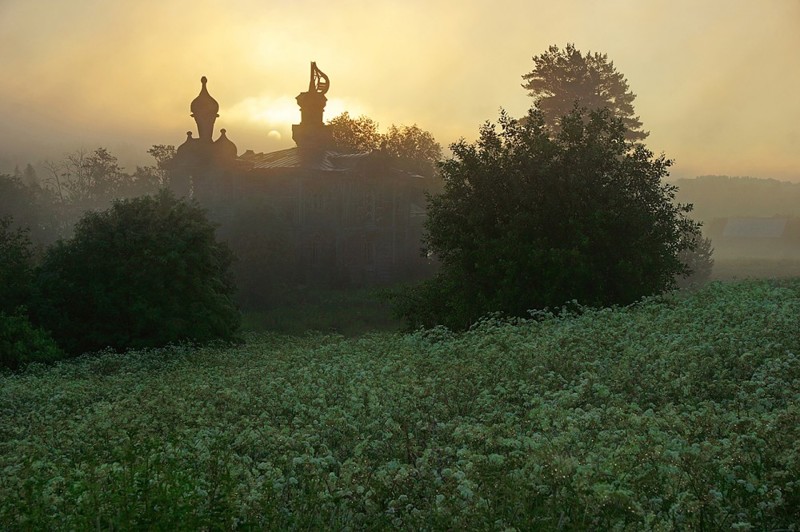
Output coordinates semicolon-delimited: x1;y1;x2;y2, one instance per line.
239;147;376;172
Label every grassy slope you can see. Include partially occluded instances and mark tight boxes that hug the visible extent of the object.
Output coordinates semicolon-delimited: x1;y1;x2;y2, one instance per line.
1;280;799;530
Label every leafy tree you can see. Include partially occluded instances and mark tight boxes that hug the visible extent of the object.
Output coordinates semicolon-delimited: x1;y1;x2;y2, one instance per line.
0;311;64;370
32;190;240;355
134;144;177;191
329;112;382;153
328;113;442;176
147;144;177;171
382;123;442;177
0;217;35;314
0;175;60;247
523;43;648;141
43;147;166;209
393;107;699;330
58;147;132;204
128;145;175;198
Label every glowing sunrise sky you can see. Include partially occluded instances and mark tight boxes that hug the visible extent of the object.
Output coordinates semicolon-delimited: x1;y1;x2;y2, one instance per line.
1;0;798;180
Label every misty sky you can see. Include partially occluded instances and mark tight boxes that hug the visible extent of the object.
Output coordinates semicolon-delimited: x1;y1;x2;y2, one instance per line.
1;0;798;180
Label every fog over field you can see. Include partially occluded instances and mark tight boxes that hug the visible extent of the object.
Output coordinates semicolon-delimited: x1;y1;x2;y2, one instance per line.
0;0;798;181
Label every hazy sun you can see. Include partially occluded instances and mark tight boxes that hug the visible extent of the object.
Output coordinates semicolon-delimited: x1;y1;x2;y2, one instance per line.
227;93;365;134
228;96;298;126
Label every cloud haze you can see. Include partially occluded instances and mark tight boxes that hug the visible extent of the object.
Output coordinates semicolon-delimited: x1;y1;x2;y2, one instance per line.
1;0;798;180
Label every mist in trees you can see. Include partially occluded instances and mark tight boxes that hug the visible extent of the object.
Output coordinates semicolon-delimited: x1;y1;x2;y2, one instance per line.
523;43;648;142
9;41;793;356
1;146;171;251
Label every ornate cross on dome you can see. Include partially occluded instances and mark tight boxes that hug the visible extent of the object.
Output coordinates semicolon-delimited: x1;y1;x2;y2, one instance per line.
309;62;330;94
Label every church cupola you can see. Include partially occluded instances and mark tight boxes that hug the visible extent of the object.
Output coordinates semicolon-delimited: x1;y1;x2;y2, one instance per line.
191;76;219;142
292;62;333;149
214;128;238;160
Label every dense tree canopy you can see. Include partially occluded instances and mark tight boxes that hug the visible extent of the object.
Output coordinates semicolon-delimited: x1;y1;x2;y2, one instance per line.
328;112;382;153
1;176;54;248
328;112;442;176
32;190;240;355
0;217;34;315
394;107;699;330
523;43;648;141
382;124;442;177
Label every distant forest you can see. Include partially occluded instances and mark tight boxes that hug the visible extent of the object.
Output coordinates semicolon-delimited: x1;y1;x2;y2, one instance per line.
672;175;800;223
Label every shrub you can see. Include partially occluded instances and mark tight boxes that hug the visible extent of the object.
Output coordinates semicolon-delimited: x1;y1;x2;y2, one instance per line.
32;190;240;355
0;311;64;370
394;107;701;329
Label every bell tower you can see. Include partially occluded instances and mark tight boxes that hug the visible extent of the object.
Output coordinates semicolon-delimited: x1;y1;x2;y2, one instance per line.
292;62;333;149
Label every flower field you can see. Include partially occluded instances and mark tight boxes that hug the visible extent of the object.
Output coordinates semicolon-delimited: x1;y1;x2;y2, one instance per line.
2;280;799;530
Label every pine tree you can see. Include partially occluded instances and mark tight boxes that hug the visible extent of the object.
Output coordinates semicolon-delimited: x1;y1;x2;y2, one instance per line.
523;43;648;141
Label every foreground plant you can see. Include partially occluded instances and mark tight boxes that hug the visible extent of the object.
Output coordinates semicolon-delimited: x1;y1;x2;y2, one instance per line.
1;279;798;529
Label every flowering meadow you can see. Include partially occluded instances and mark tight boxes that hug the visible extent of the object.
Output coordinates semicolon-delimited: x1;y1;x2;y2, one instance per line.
1;279;799;530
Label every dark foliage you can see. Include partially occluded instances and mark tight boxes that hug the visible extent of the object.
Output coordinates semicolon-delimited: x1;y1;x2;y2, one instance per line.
393;107;700;330
0;175;61;248
31;190;240;355
523;43;648;142
0;217;35;314
0;311;64;370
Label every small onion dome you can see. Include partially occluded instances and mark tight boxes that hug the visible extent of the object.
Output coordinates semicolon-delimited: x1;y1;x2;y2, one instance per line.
214;128;238;159
176;131;195;157
190;76;219;117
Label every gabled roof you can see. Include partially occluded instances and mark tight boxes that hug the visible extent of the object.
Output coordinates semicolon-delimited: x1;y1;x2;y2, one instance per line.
239;147;374;172
238;148;430;181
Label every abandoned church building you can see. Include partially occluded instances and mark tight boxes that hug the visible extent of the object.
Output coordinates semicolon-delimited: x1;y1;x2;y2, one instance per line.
168;63;436;301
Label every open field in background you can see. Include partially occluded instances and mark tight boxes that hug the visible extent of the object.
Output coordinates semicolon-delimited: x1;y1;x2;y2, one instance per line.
710;257;800;282
2;279;799;529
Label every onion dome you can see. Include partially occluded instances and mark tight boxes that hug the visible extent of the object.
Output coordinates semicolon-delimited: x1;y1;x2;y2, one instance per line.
214;128;238;160
176;131;195;157
191;76;219;117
